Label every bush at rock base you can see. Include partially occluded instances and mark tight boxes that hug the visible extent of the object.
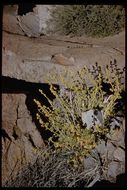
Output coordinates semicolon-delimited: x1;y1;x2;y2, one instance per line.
34;60;125;167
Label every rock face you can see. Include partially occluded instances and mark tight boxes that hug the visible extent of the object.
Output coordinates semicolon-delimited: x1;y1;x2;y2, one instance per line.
3;5;24;35
3;5;55;37
84;118;125;184
2;94;44;186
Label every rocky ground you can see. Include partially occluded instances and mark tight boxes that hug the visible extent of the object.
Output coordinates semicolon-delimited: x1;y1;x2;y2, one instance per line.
2;5;125;187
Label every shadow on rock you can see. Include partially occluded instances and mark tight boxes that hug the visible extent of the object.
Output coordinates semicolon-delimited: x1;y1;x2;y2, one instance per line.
93;174;126;187
2;76;60;144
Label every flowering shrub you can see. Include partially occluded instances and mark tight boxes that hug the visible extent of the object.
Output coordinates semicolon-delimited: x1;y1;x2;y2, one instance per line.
34;60;124;166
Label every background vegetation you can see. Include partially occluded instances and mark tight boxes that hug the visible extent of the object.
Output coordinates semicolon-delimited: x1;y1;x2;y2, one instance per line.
49;5;125;37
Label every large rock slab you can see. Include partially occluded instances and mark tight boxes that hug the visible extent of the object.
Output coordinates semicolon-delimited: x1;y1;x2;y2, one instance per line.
2;31;125;85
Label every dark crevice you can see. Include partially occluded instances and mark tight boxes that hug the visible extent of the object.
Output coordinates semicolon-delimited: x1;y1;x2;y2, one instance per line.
18;4;36;16
2;76;59;95
1;129;12;142
25;93;54;145
93;174;126;187
28;135;36;148
12;130;18;140
101;81;112;95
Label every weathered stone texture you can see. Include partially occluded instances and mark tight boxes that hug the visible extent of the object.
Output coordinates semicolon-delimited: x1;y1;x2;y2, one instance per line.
2;94;44;186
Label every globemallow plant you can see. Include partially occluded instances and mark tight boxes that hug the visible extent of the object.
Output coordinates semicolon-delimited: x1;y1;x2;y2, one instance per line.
34;61;125;167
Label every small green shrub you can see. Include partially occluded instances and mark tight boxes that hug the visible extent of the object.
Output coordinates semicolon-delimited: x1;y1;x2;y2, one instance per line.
48;5;125;37
34;61;124;166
